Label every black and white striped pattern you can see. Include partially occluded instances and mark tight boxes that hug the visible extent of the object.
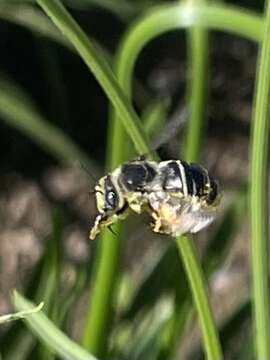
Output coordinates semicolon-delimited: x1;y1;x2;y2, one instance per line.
159;160;218;205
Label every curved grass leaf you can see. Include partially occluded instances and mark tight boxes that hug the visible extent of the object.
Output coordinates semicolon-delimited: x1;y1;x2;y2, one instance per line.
0;303;44;325
12;291;98;360
114;2;263;115
0;75;95;169
1;0;153;20
0;4;72;50
37;0;152;157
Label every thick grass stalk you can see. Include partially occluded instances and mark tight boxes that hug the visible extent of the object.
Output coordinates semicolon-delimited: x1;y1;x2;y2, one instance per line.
175;1;218;358
82;94;132;356
156;0;211;355
176;237;222;359
185;17;209;161
250;1;270;358
13;292;98;360
82;226;123;356
182;0;220;358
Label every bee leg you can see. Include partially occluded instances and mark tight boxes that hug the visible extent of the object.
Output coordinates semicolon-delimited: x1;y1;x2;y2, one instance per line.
89;214;102;240
152;217;162;233
149;210;163;234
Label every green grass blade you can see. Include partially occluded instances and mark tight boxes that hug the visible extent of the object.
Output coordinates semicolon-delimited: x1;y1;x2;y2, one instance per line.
0;303;44;325
250;1;270;358
189;298;251;359
185;4;209;162
82;227;124;356
2;0;154;19
0;4;73;51
114;2;263;117
0;76;94;169
181;3;220;357
37;209;63;360
0;3;113;65
81;64;136;356
176;236;222;360
37;0;151;156
81;96;136;357
12;292;99;360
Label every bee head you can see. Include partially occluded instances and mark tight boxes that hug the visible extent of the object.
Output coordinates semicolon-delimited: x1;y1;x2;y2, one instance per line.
94;176;118;212
90;174;127;240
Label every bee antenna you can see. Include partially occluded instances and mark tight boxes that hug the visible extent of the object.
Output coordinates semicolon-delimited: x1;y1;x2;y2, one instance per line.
88;189;104;199
80;162;97;183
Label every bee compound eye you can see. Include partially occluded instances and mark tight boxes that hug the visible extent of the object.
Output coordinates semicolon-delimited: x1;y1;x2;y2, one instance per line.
106;190;118;210
103;175;119;211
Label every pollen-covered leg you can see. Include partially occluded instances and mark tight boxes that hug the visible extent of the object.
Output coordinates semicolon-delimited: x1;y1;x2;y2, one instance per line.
126;192;148;214
150;210;163;234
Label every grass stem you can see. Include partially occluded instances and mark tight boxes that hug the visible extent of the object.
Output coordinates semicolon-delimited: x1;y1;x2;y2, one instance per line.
250;0;270;358
176;236;222;360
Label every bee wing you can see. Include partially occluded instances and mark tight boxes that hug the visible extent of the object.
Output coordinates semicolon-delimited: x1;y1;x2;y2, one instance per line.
152;106;188;151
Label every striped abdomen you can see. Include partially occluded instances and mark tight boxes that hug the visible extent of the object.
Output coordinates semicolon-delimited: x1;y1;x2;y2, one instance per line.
160;160;218;205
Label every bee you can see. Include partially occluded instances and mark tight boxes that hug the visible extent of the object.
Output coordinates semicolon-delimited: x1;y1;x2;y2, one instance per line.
89;158;220;240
